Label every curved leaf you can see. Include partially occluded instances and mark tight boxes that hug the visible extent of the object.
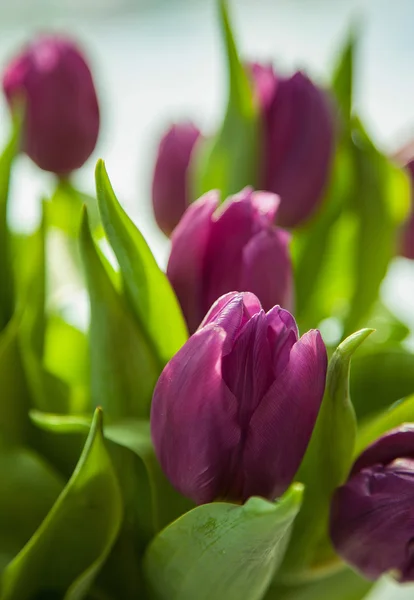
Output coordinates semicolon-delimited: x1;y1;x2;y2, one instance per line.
280;329;373;579
95;161;188;367
80;208;159;420
0;409;123;600
144;485;303;600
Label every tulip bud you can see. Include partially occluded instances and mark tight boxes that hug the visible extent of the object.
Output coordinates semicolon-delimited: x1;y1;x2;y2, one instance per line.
2;34;100;174
167;187;293;333
250;63;335;229
151;291;327;505
400;161;414;259
152;122;201;236
330;424;414;582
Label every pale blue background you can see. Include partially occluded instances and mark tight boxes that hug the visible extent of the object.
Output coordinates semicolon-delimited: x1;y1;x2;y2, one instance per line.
1;2;414;596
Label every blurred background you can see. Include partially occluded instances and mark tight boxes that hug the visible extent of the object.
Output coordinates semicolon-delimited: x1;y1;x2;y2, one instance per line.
1;2;414;597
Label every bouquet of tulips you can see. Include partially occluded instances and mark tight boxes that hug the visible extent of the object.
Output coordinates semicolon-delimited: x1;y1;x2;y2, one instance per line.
1;1;414;599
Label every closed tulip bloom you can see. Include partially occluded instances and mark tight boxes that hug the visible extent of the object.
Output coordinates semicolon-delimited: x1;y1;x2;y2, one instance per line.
151;292;327;505
167;187;293;333
152;122;201;236
250;63;334;229
400;161;414;259
3;35;100;174
330;424;414;582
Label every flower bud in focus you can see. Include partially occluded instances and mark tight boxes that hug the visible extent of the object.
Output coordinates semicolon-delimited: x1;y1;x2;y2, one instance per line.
3;34;100;175
330;424;414;582
151;291;327;505
151;122;201;236
250;63;335;229
167;187;293;333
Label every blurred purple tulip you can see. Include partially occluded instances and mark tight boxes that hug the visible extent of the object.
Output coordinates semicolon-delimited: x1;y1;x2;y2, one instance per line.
400;161;414;259
151;291;327;505
330;424;414;582
250;63;335;228
167;187;293;333
3;34;100;174
152;122;202;236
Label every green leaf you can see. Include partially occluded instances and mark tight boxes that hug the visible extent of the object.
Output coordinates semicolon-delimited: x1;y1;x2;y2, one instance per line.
280;329;373;579
356;394;414;456
144;484;303;600
0;115;21;333
331;30;356;122
80;207;159;420
0;443;63;574
266;567;372;600
0;409;123;600
350;346;414;420
342;124;410;336
191;0;260;200
0;317;32;445
95;160;188;367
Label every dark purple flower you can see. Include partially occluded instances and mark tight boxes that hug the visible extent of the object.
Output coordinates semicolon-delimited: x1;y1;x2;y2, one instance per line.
151;291;327;505
151;122;201;237
3;34;100;174
250;63;335;229
330;424;414;582
400;161;414;259
167;187;293;333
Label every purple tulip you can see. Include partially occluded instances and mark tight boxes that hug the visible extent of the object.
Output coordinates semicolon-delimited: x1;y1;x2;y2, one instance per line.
3;35;100;174
330;424;414;582
400;161;414;259
250;63;335;229
152;122;201;236
151;291;327;505
167;187;293;333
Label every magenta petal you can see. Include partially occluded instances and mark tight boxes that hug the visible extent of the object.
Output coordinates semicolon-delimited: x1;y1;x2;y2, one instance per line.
265;306;298;377
240;228;294;313
242;329;327;500
167;191;219;333
151;324;240;504
351;424;414;476
330;464;414;581
222;311;274;426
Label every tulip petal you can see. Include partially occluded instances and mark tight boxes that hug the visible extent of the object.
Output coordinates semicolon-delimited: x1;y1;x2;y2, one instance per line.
330;465;414;581
265;305;298;377
222;311;274;429
167;191;219;333
242;330;327;500
240;229;293;313
151;324;240;505
352;424;414;476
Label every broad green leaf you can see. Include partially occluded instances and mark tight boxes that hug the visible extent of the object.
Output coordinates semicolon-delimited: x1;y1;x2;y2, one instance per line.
266;567;372;600
0;443;63;573
144;485;303;600
0;115;21;333
332;30;356;122
95;160;188;367
342;123;410;336
0;317;32;444
356;394;414;456
0;409;123;600
191;0;260;200
80;208;159;420
280;329;373;579
350;346;414;420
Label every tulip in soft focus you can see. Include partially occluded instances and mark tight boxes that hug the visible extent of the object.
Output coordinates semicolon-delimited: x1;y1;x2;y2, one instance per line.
167;187;293;333
152;122;201;236
400;161;414;259
250;63;335;229
330;424;414;582
151;291;327;505
3;35;100;175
